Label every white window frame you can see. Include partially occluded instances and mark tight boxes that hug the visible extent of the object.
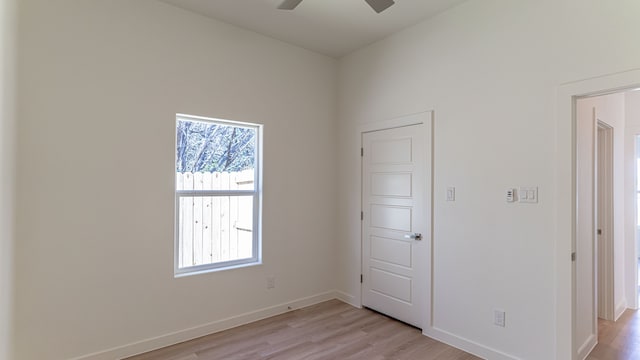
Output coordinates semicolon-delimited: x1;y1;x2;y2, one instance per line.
174;114;262;277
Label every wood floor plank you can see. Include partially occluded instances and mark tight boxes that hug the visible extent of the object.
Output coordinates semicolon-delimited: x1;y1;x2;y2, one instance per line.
126;302;640;360
586;309;640;360
125;300;480;360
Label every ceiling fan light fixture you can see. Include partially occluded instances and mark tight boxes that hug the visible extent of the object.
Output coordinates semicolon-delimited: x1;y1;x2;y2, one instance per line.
364;0;395;13
277;0;304;10
277;0;395;13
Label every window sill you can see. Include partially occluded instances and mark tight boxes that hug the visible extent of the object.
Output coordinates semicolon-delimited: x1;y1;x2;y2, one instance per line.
174;260;262;278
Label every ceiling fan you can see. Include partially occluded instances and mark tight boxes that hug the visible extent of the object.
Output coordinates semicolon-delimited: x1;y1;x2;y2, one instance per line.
278;0;395;14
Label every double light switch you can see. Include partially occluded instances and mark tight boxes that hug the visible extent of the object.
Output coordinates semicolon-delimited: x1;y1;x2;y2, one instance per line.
518;187;538;203
506;187;538;203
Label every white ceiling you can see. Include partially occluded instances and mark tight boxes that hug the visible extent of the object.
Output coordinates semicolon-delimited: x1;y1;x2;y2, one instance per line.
158;0;467;58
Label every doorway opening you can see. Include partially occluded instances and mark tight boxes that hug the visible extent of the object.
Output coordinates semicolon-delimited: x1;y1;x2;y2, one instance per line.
555;68;640;360
574;90;631;360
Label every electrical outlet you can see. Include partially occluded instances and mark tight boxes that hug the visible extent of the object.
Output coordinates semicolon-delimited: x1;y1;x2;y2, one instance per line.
266;276;275;289
494;309;506;327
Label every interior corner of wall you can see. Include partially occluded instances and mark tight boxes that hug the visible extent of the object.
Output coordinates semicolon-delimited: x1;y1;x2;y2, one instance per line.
614;299;628;321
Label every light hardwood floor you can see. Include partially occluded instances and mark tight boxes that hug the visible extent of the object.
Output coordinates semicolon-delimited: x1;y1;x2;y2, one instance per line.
586;309;640;360
125;300;480;360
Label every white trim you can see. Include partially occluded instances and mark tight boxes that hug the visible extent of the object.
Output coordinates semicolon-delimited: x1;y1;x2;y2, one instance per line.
353;110;434;310
555;68;640;360
575;104;599;356
422;327;521;360
69;291;339;360
174;114;263;277
176;189;256;196
630;132;640;311
576;334;597;360
0;1;17;359
176;113;260;129
358;110;434;134
596;121;615;321
335;290;359;308
615;299;627;320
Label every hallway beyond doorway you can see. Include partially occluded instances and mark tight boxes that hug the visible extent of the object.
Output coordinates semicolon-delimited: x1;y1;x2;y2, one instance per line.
587;309;640;359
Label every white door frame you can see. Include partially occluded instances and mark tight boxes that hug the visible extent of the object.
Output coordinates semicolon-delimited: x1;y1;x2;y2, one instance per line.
630;132;640;312
596;121;615;322
358;110;434;330
574;102;598;359
555;69;640;360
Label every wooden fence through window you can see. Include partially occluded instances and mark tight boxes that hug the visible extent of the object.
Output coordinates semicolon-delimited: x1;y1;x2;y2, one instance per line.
176;170;254;268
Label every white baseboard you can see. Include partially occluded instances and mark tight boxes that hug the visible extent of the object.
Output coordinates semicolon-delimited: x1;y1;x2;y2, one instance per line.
577;333;597;360
423;326;521;360
615;299;627;320
70;291;338;360
335;290;359;308
70;290;531;360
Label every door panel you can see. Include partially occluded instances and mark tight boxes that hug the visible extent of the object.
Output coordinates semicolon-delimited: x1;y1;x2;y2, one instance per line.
370;205;412;232
371;236;412;267
371;173;412;197
362;121;431;328
370;138;412;163
370;268;412;303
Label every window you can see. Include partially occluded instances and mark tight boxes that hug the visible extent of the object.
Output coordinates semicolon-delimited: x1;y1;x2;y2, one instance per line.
175;114;262;276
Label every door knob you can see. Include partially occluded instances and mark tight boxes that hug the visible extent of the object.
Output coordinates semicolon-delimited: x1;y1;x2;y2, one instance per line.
404;233;422;240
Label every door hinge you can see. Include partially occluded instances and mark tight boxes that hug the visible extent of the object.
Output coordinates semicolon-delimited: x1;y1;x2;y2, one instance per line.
360;274;363;283
361;147;364;157
597;229;602;235
361;211;364;220
571;252;576;262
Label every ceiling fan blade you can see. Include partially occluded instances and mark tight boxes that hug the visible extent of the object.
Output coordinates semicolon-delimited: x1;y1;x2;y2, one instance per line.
364;0;395;13
278;0;304;10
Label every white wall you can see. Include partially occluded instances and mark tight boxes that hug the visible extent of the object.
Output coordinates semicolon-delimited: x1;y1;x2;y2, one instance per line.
337;0;640;359
14;1;337;359
0;0;17;359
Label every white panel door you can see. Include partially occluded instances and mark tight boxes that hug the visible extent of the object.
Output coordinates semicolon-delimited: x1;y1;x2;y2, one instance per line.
362;122;431;328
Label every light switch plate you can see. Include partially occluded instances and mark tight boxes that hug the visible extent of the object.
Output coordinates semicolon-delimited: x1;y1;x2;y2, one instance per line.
446;187;455;201
519;187;538;203
494;309;506;327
